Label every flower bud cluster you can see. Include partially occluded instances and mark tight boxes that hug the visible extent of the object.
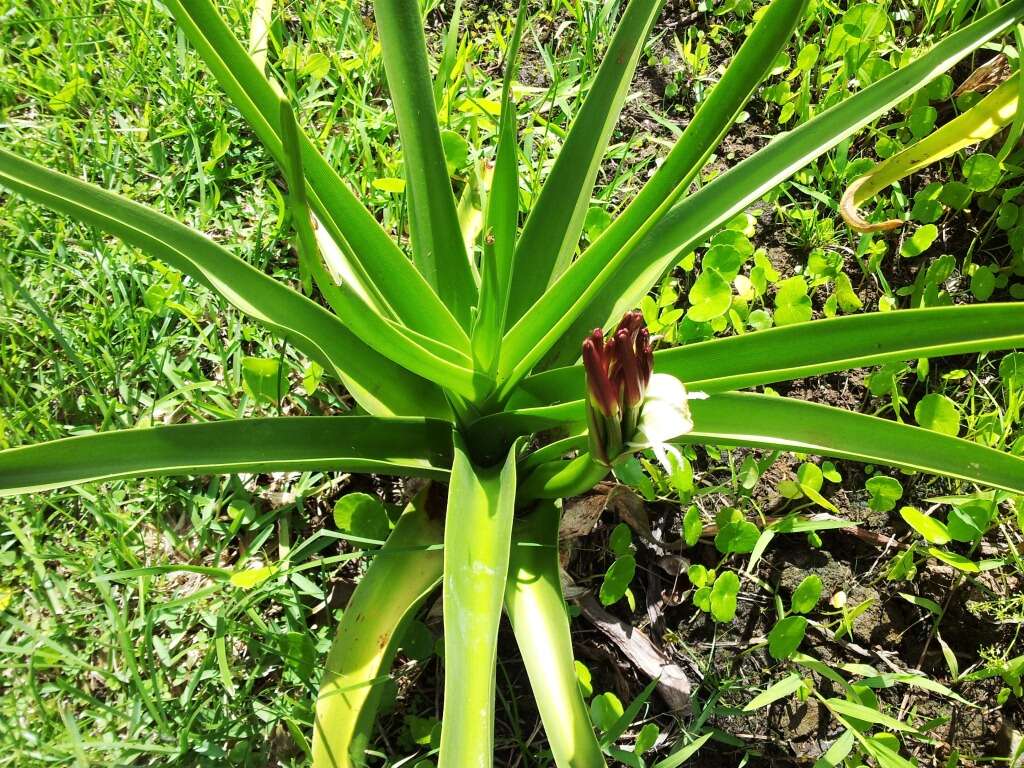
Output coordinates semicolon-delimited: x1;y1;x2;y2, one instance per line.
582;311;653;467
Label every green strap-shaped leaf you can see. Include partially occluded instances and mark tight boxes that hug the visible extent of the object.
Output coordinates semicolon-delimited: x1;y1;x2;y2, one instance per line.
504;0;664;324
276;97;491;399
504;503;607;768
500;0;807;376
439;437;518;767
0;148;450;418
516;304;1024;406
472;0;528;374
0;417;453;497
163;0;470;350
298;240;489;397
505;0;1024;375
279;97;317;294
313;489;444;768
677;393;1024;494
373;0;476;326
651;732;715;768
576;0;808;280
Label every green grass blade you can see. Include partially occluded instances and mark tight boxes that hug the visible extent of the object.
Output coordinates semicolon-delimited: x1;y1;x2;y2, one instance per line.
504;0;664;324
0;417;453;497
432;0;464;108
651;733;714;768
677;393;1024;494
504;503;607;768
373;0;476;326
313;488;444;768
163;0;470;350
472;0;528;374
439;437;518;768
516;304;1024;406
0;148;450;418
501;0;1024;377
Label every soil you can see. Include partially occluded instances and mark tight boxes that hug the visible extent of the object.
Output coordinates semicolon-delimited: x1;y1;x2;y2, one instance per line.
542;480;1023;767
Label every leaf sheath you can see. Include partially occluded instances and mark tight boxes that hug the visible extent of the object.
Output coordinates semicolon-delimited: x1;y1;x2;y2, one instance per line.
439;438;518;767
505;503;607;768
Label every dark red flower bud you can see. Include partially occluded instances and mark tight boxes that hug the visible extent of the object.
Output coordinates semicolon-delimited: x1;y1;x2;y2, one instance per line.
583;330;617;419
581;311;654;467
615;329;643;408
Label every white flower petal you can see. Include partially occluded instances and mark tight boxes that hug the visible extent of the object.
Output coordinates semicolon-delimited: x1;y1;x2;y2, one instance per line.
634;373;695;446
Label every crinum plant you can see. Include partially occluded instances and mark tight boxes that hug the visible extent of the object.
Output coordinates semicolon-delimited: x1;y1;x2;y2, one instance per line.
2;0;1024;764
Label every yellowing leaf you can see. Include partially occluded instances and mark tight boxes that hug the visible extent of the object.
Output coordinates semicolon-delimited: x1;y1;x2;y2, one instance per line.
230;564;279;589
49;77;90;112
372;177;407;194
300;52;331;79
455;97;501;116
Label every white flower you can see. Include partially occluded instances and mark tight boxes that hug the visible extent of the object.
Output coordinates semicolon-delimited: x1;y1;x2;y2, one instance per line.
629;373;707;471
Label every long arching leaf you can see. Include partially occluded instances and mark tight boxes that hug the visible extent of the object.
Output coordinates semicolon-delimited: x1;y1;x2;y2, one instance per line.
0;149;458;414
478;389;1024;495
472;0;528;375
504;0;664;322
0;417;453;496
439;437;518;767
842;73;1019;232
162;0;470;350
373;0;477;326
505;0;806;334
276;113;492;401
505;503;607;768
515;304;1024;406
677;394;1024;494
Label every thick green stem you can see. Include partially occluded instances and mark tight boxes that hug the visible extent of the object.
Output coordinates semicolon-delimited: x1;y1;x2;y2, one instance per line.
505;503;607;767
312;489;443;768
516;453;609;506
438;438;519;767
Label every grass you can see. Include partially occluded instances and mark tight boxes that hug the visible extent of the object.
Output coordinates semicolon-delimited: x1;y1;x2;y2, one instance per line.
0;0;1022;765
